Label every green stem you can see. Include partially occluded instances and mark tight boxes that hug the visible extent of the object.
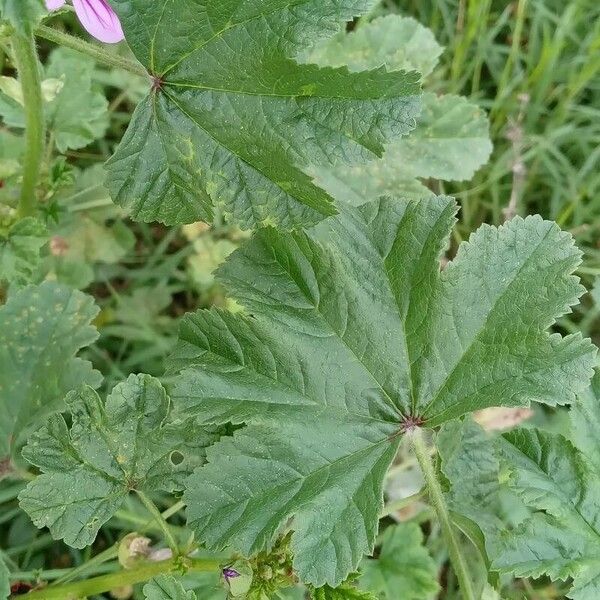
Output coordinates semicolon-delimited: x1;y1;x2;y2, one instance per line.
35;25;148;78
11;32;44;218
21;557;220;600
136;491;180;555
380;490;424;518
408;427;477;600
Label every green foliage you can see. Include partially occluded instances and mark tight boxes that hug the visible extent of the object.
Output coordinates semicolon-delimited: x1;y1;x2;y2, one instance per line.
0;48;109;152
172;197;593;587
307;15;443;77
0;556;8;600
0;0;44;35
0;281;100;460
0;216;46;287
106;0;421;229
144;575;197;600
493;375;600;599
44;48;109;152
18;374;223;548
310;577;377;600
360;523;439;599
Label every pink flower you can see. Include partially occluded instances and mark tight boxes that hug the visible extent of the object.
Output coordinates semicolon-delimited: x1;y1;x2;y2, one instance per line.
45;0;124;44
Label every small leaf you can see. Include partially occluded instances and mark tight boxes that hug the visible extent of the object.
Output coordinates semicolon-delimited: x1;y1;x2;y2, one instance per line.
0;217;47;288
307;15;443;78
310;578;378;600
0;0;44;35
0;281;100;459
359;523;439;599
0;48;109;152
0;555;9;600
19;374;224;548
107;0;421;228
144;575;196;600
171;198;594;586
494;424;600;600
44;48;109;152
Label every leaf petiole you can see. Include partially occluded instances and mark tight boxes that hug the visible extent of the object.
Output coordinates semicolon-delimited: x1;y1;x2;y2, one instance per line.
136;491;180;556
407;427;477;600
34;25;148;78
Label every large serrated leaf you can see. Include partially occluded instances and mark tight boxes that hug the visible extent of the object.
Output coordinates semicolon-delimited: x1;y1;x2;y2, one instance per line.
0;281;100;460
169;197;595;586
19;374;224;548
106;0;421;229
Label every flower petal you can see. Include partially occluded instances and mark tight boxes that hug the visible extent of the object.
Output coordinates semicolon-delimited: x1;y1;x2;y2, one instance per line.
72;0;124;44
45;0;66;10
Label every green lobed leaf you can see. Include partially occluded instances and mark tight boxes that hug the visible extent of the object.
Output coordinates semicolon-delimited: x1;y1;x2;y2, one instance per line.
0;281;101;459
170;197;594;586
0;217;47;288
437;418;528;593
383;92;493;182
0;0;44;35
0;555;8;600
493;422;600;600
106;0;421;229
306;15;443;78
144;575;197;600
315;92;492;203
0;48;109;152
19;374;224;548
44;48;109;152
359;523;439;599
310;576;378;600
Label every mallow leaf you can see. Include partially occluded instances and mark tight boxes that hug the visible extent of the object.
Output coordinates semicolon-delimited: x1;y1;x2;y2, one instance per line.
0;0;44;35
359;523;439;599
316;93;492;204
19;374;223;548
106;0;421;229
0;281;100;460
310;580;377;600
0;48;109;152
170;197;595;586
494;377;600;600
0;217;47;288
494;430;600;599
144;575;196;600
306;15;443;78
44;48;109;152
0;556;8;600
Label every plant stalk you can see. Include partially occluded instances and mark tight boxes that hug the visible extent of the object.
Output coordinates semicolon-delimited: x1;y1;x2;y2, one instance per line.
408;427;477;600
136;491;180;555
21;557;221;600
11;32;45;218
35;25;148;78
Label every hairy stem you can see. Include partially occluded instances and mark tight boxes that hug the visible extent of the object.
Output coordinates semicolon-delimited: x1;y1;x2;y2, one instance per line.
408;427;477;600
136;491;180;555
11;32;45;218
21;557;221;600
35;25;148;78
